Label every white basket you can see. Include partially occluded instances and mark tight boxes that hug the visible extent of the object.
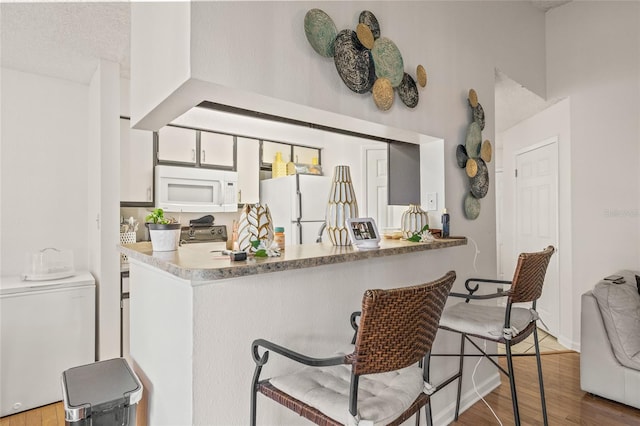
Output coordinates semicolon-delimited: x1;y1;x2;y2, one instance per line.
120;232;137;263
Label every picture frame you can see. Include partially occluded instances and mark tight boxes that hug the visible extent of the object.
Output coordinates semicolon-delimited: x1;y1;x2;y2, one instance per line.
346;217;381;250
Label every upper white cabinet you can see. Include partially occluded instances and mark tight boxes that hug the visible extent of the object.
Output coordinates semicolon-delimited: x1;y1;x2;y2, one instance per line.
261;141;291;166
157;125;197;164
236;137;260;204
120;118;154;205
157;126;236;170
261;141;320;167
293;145;320;164
200;131;235;169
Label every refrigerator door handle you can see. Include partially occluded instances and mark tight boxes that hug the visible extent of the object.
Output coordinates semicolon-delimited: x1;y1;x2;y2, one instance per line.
296;190;302;222
296;221;303;244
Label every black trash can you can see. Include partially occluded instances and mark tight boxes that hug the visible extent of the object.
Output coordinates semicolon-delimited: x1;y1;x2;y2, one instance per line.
61;358;143;426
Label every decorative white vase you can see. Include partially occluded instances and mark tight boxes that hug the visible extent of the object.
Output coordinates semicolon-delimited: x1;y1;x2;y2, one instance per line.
147;223;181;252
401;204;429;239
325;165;359;246
237;203;274;252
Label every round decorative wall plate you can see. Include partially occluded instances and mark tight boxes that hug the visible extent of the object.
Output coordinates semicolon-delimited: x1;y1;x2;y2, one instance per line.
473;103;485;130
456;144;469;168
356;23;374;49
333;29;376;94
416;65;427;87
398;73;419;108
481;139;492;163
359;10;381;39
304;9;338;58
465;121;482;157
470;158;489;199
466;157;478;178
372;77;394;111
371;37;404;88
468;88;479;107
464;192;481;220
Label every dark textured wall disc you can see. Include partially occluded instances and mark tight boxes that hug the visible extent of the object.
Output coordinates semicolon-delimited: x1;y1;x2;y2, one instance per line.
333;29;376;94
469;158;489;199
456;144;469;168
397;73;419;108
359;10;381;40
473;102;485;130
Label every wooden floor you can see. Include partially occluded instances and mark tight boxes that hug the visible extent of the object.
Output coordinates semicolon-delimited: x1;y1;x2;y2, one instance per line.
455;352;640;425
2;352;639;425
0;402;65;426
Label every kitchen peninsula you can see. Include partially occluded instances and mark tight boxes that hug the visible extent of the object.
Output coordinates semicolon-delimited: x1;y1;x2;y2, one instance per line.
120;237;467;425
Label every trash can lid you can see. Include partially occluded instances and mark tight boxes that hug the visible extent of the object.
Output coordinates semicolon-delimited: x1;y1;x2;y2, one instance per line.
62;358;143;422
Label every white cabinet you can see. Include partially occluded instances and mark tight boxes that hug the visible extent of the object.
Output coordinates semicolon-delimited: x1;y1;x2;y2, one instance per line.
293;145;320;164
120;118;154;205
236;137;260;204
262;141;291;166
200;131;234;168
261;141;320;167
158;126;236;170
157;125;197;164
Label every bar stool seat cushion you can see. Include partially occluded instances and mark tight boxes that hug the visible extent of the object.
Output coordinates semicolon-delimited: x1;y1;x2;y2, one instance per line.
269;349;424;424
440;303;535;340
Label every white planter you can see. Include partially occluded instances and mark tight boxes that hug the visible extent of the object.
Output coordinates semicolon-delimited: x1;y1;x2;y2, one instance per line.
147;223;181;252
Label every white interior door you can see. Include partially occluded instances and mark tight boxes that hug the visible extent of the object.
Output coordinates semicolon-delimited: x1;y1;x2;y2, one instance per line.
366;148;388;228
515;138;559;336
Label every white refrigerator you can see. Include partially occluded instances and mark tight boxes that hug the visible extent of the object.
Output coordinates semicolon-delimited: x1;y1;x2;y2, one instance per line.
260;174;331;245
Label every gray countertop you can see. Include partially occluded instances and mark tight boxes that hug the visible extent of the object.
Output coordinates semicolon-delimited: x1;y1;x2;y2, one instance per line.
119;237;467;282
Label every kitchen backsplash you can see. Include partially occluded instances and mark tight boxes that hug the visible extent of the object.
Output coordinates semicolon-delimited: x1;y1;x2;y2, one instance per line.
120;207;241;243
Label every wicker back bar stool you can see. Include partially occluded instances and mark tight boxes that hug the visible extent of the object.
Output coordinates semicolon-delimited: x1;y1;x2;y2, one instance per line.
250;271;456;426
436;246;555;425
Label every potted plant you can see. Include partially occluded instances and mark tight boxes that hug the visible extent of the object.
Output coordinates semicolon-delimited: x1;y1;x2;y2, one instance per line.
145;208;181;252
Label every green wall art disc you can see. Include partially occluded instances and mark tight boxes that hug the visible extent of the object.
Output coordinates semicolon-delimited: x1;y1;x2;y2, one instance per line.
465;121;482;157
371;37;404;88
464;192;481;220
304;9;338;58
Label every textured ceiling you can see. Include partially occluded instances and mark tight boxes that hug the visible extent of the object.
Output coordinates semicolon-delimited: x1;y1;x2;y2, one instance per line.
1;2;130;84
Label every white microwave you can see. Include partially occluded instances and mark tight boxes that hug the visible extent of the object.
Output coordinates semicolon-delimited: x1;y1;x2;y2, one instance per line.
155;165;238;213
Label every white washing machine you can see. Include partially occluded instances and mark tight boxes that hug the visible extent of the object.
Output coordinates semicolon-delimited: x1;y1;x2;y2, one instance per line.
0;272;95;416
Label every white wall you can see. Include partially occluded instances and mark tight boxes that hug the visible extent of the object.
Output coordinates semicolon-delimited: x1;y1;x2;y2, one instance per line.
88;60;122;360
499;98;573;347
132;0;548;271
131;1;548;422
129;1;191;128
546;2;640;345
0;69;89;276
0;64;122;360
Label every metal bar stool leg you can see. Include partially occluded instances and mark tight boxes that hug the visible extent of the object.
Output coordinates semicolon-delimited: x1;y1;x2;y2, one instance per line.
424;402;433;426
454;333;466;420
505;342;521;425
533;327;549;426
